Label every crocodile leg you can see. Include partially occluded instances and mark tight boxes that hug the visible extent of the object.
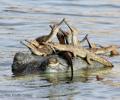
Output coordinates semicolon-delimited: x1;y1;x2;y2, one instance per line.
86;54;93;65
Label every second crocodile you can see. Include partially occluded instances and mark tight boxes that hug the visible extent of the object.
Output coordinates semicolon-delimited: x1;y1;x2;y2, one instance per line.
43;42;113;67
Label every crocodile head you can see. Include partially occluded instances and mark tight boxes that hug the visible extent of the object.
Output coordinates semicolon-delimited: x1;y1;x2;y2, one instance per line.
12;52;69;75
12;52;43;75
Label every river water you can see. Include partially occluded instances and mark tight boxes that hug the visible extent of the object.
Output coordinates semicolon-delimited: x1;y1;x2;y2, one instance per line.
0;0;120;100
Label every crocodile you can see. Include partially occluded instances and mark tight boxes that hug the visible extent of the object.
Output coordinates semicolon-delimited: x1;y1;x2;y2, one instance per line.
61;20;120;56
31;18;65;45
62;19;91;46
21;19;65;56
84;35;120;56
43;42;113;67
21;40;53;56
88;45;120;56
12;52;113;76
21;18;86;57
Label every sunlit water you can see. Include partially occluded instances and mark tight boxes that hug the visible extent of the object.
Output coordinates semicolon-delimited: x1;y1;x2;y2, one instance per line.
0;0;120;100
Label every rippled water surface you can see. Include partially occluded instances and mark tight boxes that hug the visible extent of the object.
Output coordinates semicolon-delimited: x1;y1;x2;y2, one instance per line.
0;0;120;100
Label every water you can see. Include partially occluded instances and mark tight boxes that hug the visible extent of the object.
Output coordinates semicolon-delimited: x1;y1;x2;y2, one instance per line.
0;0;120;100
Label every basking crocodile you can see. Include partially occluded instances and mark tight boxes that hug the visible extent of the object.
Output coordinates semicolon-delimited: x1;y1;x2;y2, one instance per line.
88;45;120;56
21;19;65;56
60;20;120;56
30;18;65;45
12;52;113;76
83;34;120;56
21;40;53;56
43;42;113;67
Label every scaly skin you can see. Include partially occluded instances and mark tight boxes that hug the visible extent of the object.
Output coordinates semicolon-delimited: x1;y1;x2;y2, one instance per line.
43;42;113;67
21;40;53;56
62;19;91;48
12;52;112;76
88;45;119;55
27;19;64;46
21;19;65;56
80;34;119;56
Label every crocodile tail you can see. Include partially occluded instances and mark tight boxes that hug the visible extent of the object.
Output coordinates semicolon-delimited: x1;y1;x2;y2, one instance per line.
94;55;113;67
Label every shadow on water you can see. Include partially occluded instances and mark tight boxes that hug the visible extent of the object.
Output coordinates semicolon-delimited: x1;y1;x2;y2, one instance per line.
7;67;112;99
11;66;112;85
